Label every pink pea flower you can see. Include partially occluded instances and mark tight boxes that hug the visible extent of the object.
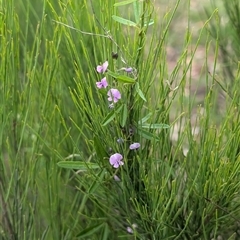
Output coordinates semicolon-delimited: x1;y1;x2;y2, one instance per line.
124;67;133;73
119;67;133;73
96;77;108;89
109;153;124;168
107;88;121;103
96;61;108;73
129;142;140;150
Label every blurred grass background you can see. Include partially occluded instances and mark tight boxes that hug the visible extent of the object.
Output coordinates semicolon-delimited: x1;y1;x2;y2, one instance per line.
0;0;240;239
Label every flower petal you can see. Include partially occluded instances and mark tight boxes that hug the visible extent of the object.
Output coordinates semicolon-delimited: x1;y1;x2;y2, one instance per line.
96;61;108;73
107;89;121;102
113;162;120;168
125;67;133;73
101;77;108;88
129;142;140;150
96;65;103;73
96;81;103;88
96;77;108;89
109;153;123;168
102;61;108;73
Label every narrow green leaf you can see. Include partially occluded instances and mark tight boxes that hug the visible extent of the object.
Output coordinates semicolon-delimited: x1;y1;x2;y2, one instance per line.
57;161;100;170
136;82;147;102
114;0;137;7
107;70;136;84
133;1;141;23
138;112;153;124
106;70;119;78
94;136;108;160
116;75;136;83
41;226;49;240
137;128;160;141
102;112;116;126
77;223;105;238
102;223;110;240
141;123;170;129
112;15;137;27
102;104;123;126
107;70;119;78
88;169;106;194
120;104;128;127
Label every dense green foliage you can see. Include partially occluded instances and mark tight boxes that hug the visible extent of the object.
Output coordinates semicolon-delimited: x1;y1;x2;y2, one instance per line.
0;0;240;239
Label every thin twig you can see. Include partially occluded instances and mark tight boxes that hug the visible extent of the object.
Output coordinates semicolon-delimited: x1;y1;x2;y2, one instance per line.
52;20;107;38
58;0;128;65
91;0;128;65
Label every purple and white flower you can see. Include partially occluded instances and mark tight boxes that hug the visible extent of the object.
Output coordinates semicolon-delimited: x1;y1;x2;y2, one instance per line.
124;67;133;73
107;88;121;103
96;61;108;73
96;77;108;89
129;142;140;150
109;153;124;168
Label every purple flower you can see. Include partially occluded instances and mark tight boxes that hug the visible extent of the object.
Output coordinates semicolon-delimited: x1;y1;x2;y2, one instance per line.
129;142;140;150
109;153;124;168
107;88;121;103
119;67;134;73
124;67;133;73
96;61;108;73
96;77;108;89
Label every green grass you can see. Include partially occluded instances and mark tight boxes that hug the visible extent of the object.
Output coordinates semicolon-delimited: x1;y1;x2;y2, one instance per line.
0;0;240;239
